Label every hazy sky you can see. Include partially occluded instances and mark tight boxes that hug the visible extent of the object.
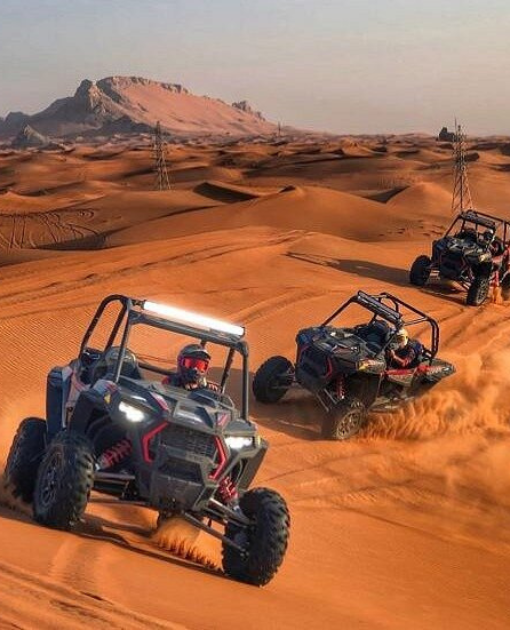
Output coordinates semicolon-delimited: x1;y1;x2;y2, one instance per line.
1;0;510;134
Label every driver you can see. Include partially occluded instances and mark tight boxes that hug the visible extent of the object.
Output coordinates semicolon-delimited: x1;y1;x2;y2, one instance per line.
482;228;495;245
479;228;505;257
163;344;220;391
387;328;417;368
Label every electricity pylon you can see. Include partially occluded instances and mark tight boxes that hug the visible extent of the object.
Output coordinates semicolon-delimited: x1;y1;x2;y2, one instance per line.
153;121;171;190
451;121;473;213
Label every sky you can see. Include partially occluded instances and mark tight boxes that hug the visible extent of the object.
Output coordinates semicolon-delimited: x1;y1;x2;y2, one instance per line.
1;0;510;135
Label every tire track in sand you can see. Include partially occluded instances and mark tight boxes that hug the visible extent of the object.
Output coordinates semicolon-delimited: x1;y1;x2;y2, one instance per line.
0;557;185;629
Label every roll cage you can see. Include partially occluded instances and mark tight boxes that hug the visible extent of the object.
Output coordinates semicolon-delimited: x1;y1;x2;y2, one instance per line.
445;209;510;244
79;294;250;419
321;290;440;362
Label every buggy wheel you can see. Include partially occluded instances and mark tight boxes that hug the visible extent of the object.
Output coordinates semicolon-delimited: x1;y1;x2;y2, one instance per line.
222;488;290;586
409;255;431;287
33;431;94;530
252;356;294;404
4;417;46;503
501;274;510;300
466;273;490;306
321;398;366;440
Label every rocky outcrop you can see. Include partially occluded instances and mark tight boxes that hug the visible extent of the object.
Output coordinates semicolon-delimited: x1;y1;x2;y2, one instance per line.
97;76;189;98
11;124;50;148
1;111;31;137
80;115;155;137
438;127;455;142
232;100;264;120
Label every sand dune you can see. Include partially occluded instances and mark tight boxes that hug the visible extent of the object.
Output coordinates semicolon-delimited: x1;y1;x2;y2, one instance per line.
100;182;444;249
1;136;510;629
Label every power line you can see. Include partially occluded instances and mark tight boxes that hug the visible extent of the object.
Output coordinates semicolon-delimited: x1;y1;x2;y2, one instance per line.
152;121;171;191
451;121;473;213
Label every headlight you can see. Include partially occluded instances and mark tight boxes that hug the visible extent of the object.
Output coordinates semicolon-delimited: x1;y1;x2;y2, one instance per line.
119;401;146;423
225;436;254;450
478;252;491;262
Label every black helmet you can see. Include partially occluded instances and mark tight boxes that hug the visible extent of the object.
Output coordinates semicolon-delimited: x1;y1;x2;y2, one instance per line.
177;344;211;384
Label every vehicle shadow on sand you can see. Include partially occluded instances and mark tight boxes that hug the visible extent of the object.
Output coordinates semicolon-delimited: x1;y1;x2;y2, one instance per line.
286;252;409;287
0;500;222;580
419;282;470;306
251;393;323;441
208;366;320;441
76;512;223;577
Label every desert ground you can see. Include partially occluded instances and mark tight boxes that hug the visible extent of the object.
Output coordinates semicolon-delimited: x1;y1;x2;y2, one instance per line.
1;135;510;629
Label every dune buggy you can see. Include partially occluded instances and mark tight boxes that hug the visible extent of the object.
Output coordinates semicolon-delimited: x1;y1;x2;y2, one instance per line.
410;209;510;305
253;291;455;440
5;295;289;586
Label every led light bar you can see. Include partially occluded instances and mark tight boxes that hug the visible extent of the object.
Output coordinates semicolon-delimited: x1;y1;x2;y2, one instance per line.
143;301;245;337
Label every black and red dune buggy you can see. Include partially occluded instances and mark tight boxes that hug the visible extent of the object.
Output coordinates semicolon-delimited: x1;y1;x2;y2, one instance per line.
410;209;510;305
253;291;455;440
5;295;289;586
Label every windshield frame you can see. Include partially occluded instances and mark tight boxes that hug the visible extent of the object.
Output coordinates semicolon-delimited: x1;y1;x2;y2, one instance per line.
79;295;250;418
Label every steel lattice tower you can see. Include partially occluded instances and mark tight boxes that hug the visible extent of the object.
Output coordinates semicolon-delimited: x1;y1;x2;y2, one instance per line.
451;122;473;213
153;121;171;190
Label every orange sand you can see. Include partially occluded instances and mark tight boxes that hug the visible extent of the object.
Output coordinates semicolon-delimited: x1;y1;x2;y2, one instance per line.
0;136;510;629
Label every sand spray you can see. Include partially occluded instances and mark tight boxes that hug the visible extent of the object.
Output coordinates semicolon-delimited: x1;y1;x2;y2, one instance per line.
0;478;32;516
365;350;510;441
361;350;510;511
152;515;221;570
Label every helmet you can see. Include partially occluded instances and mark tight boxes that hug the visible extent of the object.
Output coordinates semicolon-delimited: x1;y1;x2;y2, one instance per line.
395;328;409;349
177;343;211;385
483;229;495;243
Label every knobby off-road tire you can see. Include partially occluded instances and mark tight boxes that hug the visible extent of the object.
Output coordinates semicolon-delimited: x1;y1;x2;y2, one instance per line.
409;255;431;287
223;488;290;586
321;398;366;440
4;417;46;503
466;273;490;306
33;431;94;530
252;356;294;404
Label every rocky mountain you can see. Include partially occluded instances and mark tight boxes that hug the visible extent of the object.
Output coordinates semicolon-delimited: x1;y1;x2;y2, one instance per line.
0;76;277;139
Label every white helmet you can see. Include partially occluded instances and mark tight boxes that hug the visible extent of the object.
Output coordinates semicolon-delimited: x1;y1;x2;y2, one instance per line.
395;328;409;348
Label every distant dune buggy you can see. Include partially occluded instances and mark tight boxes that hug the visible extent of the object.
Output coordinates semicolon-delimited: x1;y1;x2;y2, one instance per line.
410;209;510;306
5;295;290;586
253;291;455;440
